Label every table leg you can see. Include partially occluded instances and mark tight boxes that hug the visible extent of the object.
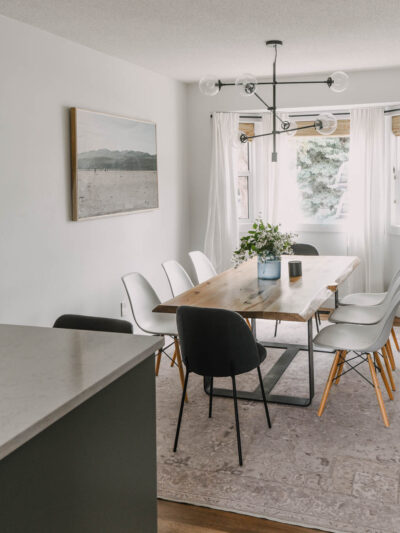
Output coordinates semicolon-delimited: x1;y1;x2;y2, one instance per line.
204;317;319;407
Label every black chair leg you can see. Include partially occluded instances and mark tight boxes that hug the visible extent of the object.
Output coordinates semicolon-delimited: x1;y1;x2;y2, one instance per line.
257;366;272;428
231;376;243;466
274;320;279;337
173;371;189;452
209;377;213;418
315;314;320;333
317;311;322;325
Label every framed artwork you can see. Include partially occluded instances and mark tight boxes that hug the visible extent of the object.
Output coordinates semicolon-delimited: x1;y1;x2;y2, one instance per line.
70;108;158;220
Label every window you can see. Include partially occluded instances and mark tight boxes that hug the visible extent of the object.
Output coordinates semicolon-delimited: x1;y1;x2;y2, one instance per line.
281;118;350;227
390;115;400;228
238;142;250;219
237;122;255;224
294;136;350;224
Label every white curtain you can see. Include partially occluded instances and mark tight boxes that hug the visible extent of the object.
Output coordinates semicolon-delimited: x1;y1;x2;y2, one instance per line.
347;107;386;292
259;112;297;228
204;112;240;272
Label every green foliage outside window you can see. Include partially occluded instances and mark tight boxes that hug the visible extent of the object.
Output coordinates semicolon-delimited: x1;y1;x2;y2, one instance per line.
296;137;349;220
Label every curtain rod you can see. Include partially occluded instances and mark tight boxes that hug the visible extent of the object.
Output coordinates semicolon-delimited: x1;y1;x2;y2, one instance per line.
210;108;400;120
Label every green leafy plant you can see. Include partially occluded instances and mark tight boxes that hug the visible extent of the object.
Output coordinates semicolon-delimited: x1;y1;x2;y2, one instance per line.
233;219;296;266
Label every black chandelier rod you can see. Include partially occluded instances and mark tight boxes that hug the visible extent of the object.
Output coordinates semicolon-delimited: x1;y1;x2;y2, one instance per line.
218;80;330;87
272;44;278;161
245;122;318;141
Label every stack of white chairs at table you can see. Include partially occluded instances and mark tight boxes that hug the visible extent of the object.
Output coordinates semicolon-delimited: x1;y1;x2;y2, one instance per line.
121;251;218;399
314;269;400;427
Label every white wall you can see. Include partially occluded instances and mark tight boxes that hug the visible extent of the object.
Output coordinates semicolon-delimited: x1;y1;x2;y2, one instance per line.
187;67;400;285
0;15;188;326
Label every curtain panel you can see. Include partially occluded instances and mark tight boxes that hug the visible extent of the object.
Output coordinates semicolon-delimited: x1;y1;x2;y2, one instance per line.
347;107;386;293
204;113;239;272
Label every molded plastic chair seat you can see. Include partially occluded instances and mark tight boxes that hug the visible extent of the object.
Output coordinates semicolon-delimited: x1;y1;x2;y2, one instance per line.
314;321;386;353
339;292;386;306
135;313;178;337
329;302;388;325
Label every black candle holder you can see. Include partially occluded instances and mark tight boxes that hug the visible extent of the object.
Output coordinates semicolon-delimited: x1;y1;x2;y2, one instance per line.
289;260;302;278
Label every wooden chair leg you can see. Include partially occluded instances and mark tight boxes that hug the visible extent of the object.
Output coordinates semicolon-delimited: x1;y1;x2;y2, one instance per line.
174;338;188;402
318;350;341;417
386;340;396;371
334;350;347;385
374;352;393;401
245;318;252;330
367;353;390;427
155;349;162;376
382;345;396;391
170;349;177;367
392;327;400;352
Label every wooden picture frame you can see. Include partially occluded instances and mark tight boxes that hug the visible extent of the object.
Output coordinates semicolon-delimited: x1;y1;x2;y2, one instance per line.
70;108;159;221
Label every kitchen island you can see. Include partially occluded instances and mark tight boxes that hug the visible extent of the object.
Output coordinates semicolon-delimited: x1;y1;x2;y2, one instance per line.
0;323;163;533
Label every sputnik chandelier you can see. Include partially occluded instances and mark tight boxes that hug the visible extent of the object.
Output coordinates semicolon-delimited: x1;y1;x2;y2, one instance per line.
199;40;349;162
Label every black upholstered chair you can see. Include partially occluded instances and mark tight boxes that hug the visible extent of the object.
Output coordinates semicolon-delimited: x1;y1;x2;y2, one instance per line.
292;242;319;256
173;306;271;466
53;314;133;334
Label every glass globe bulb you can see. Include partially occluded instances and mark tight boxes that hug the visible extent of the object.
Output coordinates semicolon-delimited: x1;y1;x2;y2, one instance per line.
199;75;220;96
315;113;337;135
282;120;298;137
329;71;349;93
231;130;248;149
235;73;257;97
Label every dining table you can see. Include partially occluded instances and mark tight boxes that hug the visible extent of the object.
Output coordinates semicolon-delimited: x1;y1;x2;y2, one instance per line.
154;254;360;407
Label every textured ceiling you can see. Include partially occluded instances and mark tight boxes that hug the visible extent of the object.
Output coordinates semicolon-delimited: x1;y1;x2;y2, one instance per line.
1;0;400;82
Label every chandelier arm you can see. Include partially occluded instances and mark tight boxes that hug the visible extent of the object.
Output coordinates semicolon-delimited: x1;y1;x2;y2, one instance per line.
217;79;330;90
252;91;273;111
245;122;318;141
275;79;331;86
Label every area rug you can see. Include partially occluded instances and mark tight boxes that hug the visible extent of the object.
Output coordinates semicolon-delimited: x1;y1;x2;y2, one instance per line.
156;321;400;533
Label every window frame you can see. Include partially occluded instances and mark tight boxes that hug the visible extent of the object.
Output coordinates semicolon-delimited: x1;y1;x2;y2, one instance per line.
238;121;257;235
388;115;400;234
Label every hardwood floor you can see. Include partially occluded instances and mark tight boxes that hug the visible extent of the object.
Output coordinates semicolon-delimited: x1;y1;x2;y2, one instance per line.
158;501;322;533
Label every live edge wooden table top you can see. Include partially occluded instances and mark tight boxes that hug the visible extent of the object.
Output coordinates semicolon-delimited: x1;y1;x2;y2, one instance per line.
155;255;360;322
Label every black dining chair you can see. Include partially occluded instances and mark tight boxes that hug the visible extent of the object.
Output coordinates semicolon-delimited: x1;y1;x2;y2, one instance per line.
274;242;321;336
173;306;272;466
53;314;133;334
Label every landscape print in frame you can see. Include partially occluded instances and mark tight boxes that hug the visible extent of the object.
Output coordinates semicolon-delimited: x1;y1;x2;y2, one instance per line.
70;108;158;220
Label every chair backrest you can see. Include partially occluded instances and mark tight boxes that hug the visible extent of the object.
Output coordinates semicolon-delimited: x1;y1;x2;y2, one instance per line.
162;260;194;297
387;267;400;292
176;306;261;377
370;291;400;352
188;251;217;284
53;314;133;334
121;272;161;334
292;243;319;256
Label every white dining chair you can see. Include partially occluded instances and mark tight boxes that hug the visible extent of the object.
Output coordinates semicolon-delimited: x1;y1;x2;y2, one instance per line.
330;274;400;368
188;251;217;284
162;260;194;297
121;272;186;397
314;292;400;427
339;268;400;307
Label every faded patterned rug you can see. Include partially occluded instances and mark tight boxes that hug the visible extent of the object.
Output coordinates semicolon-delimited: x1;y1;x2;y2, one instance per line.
156;321;400;533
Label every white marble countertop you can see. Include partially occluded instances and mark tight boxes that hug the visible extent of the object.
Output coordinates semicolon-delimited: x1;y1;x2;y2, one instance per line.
0;324;163;460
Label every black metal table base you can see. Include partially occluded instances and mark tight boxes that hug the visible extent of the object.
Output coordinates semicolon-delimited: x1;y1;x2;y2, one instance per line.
203;316;334;407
